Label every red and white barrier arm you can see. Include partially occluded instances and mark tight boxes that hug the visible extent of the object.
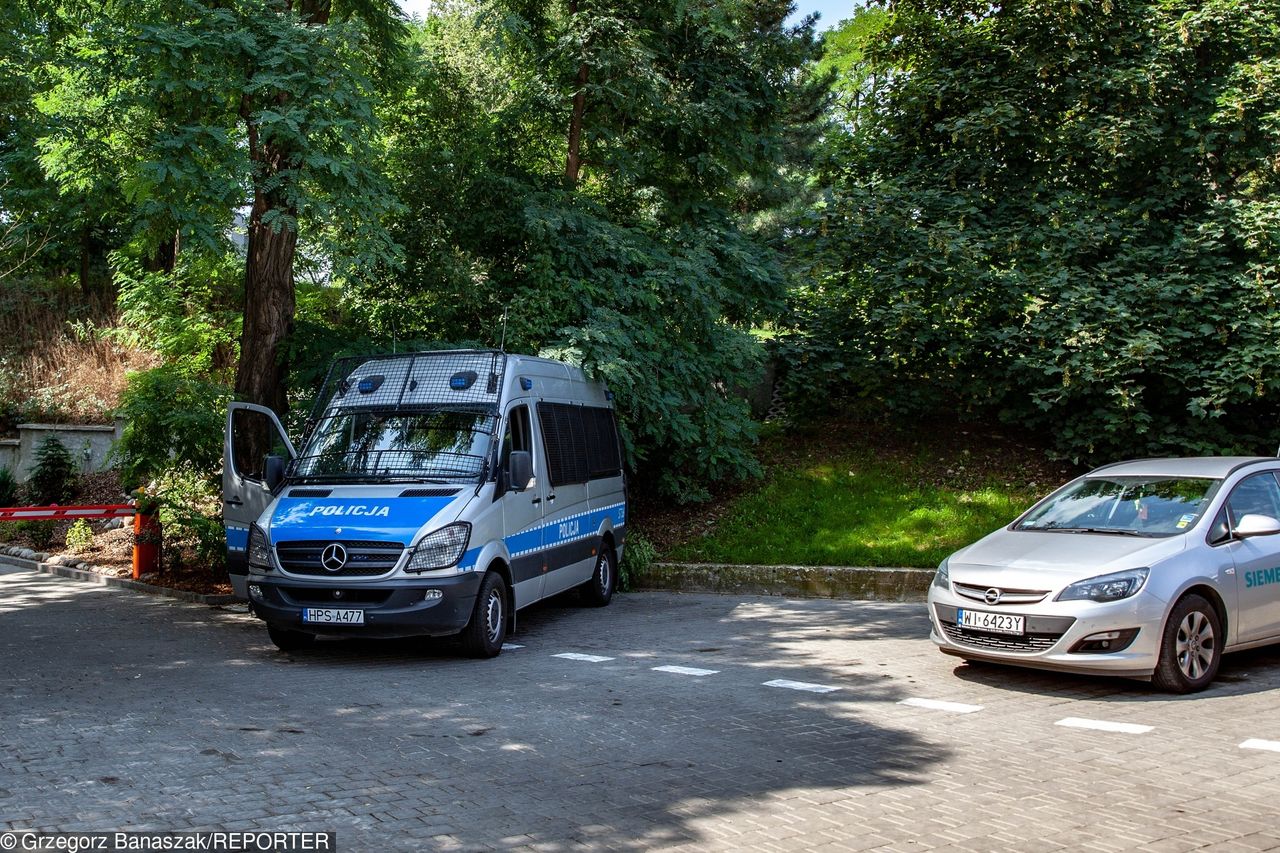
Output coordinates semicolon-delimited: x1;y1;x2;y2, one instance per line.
0;504;135;522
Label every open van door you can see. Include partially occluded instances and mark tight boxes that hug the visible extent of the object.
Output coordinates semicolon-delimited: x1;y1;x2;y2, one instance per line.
223;402;296;599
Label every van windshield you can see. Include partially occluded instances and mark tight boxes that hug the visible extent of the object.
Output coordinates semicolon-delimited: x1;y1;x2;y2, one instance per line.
1015;476;1219;537
291;407;497;483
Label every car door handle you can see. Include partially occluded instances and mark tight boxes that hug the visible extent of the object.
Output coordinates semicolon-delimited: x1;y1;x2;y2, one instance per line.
547;493;556;503
530;497;542;505
224;497;243;507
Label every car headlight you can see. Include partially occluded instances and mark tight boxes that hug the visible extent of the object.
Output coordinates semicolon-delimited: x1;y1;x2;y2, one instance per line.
933;557;951;590
1056;568;1149;603
247;524;273;570
405;523;471;573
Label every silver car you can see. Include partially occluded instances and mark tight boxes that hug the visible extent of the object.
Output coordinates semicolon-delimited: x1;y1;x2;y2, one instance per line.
928;457;1280;692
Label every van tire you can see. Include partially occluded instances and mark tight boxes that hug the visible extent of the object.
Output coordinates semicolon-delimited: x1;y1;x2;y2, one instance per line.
461;572;507;658
580;548;616;607
267;625;315;652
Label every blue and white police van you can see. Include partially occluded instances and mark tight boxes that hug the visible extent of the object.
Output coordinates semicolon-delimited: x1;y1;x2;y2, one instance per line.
221;350;626;657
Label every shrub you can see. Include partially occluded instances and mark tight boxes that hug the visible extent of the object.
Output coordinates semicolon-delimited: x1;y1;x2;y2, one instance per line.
64;519;94;553
113;366;231;488
28;437;77;505
0;467;16;507
149;464;226;571
15;520;56;550
618;530;657;592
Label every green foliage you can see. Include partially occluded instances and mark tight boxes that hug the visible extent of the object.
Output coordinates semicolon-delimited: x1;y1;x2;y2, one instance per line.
617;529;655;591
0;467;16;507
113;366;231;488
109;252;240;375
28;437;77;505
14;520;57;550
791;0;1280;463
667;454;1040;569
64;519;94;553
150;463;226;570
357;3;824;499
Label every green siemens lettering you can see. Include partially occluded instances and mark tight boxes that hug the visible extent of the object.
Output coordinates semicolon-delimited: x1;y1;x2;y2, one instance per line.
1245;568;1280;589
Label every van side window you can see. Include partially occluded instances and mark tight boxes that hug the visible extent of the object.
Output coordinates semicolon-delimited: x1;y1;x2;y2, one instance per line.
584;407;622;479
538;403;589;486
537;403;622;485
500;405;532;474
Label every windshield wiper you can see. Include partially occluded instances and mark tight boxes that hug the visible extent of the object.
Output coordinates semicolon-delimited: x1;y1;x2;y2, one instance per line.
1020;525;1149;536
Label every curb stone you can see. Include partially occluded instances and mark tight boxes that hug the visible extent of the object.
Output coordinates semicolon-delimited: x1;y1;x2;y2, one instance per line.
634;561;932;602
0;550;239;605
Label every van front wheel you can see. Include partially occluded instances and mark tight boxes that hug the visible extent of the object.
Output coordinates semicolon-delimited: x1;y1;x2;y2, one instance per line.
461;572;507;658
580;548;616;607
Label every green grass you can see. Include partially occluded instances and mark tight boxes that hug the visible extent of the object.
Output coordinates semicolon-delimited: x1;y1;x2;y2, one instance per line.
665;456;1040;569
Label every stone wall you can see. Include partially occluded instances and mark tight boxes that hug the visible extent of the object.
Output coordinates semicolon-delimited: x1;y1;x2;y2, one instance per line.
3;420;125;483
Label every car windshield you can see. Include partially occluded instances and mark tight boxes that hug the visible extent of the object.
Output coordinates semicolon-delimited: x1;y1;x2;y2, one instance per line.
292;407;497;483
1016;476;1220;537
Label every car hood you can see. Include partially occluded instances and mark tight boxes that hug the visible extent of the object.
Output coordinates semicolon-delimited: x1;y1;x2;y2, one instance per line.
948;529;1187;588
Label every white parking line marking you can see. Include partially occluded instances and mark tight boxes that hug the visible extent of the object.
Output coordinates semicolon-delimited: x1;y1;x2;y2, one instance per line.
652;665;719;677
1055;717;1153;734
763;679;841;694
501;644;525;651
1240;739;1280;753
899;697;983;714
552;653;614;663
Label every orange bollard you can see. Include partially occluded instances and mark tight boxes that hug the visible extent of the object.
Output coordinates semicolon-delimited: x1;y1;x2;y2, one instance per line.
132;510;162;579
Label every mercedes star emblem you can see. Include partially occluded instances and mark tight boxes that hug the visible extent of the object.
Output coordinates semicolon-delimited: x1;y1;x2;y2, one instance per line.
321;543;348;572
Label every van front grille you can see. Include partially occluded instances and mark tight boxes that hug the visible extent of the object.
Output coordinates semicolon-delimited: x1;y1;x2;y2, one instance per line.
275;540;404;577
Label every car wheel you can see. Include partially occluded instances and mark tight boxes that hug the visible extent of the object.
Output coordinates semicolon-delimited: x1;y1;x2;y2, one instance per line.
461;571;507;658
1152;594;1222;693
267;624;315;652
579;548;616;607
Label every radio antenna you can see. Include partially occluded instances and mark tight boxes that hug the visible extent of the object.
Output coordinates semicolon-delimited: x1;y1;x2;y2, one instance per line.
499;306;510;353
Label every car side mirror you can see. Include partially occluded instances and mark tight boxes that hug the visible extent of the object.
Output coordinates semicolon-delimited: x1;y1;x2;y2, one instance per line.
508;451;533;492
1234;513;1280;538
264;455;286;492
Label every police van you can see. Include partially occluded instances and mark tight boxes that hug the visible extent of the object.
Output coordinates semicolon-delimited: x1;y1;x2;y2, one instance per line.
221;350;626;657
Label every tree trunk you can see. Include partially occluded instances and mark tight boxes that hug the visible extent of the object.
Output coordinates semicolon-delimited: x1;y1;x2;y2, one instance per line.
232;0;330;414
564;0;588;185
234;182;297;415
144;231;179;273
79;225;91;296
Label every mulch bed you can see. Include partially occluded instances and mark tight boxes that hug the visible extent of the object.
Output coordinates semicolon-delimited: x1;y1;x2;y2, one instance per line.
0;469;231;596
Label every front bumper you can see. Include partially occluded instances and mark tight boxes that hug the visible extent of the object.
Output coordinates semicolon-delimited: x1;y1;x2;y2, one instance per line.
927;585;1166;678
246;572;482;639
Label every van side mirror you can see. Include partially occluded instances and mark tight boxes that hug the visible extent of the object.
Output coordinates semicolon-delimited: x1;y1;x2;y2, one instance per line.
264;455;286;492
1234;513;1280;538
508;451;533;492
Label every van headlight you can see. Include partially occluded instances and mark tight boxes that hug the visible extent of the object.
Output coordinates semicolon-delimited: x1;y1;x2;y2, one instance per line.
405;523;471;573
1056;568;1149;603
933;557;951;590
247;524;273;570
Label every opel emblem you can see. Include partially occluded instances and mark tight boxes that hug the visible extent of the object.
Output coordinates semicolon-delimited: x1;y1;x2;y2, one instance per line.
984;587;1002;605
321;543;348;572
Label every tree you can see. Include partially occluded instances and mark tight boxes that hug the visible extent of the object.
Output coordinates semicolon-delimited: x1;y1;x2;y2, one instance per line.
793;0;1280;460
127;0;404;414
362;2;826;498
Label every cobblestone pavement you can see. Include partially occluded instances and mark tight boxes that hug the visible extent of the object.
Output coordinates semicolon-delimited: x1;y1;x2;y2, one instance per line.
3;566;1280;852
